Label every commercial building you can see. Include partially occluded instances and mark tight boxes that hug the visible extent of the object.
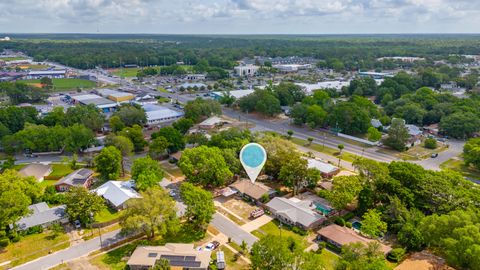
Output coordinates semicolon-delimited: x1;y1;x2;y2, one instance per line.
25;70;66;80
18;163;52;182
55;168;94;192
127;243;212;270
234;64;259;76
66;94;117;113
317;224;392;255
273;64;312;72
185;74;206;80
358;71;393;79
96;89;135;103
94;181;141;210
14;202;68;231
143;104;184;125
296;81;350;93
211;89;254;100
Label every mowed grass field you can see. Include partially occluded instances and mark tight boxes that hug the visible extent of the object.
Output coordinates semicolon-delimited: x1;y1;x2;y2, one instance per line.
20;78;97;90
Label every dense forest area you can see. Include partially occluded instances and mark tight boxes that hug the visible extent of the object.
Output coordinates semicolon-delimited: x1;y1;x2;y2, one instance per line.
1;34;480;69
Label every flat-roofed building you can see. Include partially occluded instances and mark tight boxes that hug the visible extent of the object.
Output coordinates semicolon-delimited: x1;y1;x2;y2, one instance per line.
96;89;135;103
234;64;259;76
127;243;212;270
26;70;66;79
211;89;254;100
296;81;350;93
307;158;340;178
143;104;184;125
67;93;117;112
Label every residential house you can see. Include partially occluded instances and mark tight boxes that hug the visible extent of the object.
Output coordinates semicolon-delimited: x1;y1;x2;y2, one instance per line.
18;163;52;182
317;224;392;255
93;181;141;210
14;202;68;231
265;192;333;230
229;179;276;203
307;158;340;178
198;116;228;130
55;168;94;192
127;243;212;270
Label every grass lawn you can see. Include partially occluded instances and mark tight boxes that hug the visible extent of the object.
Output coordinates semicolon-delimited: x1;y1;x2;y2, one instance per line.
212;246;249;270
49;163;74;179
318;249;340;270
160;162;184;179
216;208;246;226
397;142;448;161
95;207;121;223
12;164;26;171
157;87;169;93
251;220;310;247
0;231;70;267
1;57;28;61
18;64;49;70
19;78;97;90
82;223;121;241
90;242;137;270
291;137;359;163
440;158;480;180
111;68;142;78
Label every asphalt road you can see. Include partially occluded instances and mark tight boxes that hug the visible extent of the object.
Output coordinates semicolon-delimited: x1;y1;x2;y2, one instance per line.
12;230;125;270
413;139;465;171
211;213;258;248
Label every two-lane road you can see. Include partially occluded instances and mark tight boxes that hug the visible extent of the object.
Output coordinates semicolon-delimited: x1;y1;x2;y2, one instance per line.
211;213;258;248
12;230;126;270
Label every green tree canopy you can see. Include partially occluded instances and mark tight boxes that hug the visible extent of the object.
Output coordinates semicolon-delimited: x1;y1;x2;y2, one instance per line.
120;187;179;239
131;156;165;191
152;127;185;153
180;182;215;229
94;146;122;180
65;187;104;225
178;145;233;187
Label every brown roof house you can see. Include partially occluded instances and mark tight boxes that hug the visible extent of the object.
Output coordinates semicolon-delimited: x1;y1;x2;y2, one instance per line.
317;224;392;255
127;243;212;270
18;163;52;182
55;168;94;192
230;179;276;203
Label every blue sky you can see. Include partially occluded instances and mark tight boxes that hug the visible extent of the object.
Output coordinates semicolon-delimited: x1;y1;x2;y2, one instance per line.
0;0;479;34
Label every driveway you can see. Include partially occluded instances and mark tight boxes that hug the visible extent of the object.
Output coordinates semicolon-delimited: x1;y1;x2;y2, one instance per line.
413;139;465;171
12;230;126;270
211;213;258;248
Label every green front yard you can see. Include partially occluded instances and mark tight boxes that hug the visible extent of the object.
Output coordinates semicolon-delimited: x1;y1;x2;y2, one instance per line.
440;158;480;180
0;231;70;268
251;220;310;247
318;249;340;270
49;163;74;179
95;207;121;223
291;137;359;162
19;78;97;90
90;242;137;270
212;246;249;270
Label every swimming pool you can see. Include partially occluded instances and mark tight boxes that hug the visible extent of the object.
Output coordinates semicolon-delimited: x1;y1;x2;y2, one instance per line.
314;202;332;215
352;221;362;230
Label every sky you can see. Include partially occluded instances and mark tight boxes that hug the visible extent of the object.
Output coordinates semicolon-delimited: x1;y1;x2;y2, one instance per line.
1;0;480;34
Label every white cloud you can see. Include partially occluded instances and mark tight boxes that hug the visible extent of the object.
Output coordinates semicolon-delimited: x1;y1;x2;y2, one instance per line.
0;0;480;33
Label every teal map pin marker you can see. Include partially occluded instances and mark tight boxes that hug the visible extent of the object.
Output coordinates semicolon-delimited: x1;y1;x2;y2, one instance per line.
240;143;267;183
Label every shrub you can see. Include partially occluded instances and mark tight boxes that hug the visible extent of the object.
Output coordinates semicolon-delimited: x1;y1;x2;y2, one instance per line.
292;226;307;236
387;248;406;262
335;217;346;226
317;241;327;252
345;222;352;228
25;225;43;235
424;138;437;149
0;238;9;247
11;235;21;243
342;212;355;221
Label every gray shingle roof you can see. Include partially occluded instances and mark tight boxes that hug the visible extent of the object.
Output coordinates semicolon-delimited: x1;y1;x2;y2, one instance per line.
15;202;67;230
56;168;93;187
266;197;325;228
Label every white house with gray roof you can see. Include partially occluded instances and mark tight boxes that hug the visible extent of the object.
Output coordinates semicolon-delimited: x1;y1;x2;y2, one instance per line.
14;202;68;231
265;196;327;230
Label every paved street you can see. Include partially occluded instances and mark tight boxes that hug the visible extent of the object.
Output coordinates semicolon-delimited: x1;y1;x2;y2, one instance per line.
413;139;465;171
12;230;125;270
211;213;258;248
